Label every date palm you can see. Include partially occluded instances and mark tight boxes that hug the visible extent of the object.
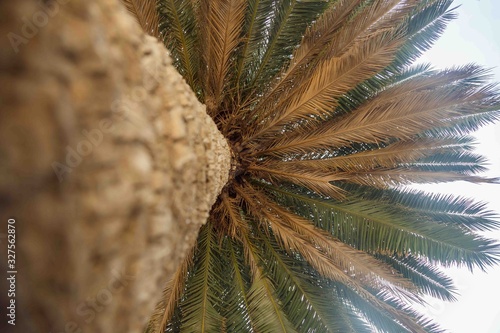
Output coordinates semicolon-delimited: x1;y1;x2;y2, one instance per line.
123;0;500;332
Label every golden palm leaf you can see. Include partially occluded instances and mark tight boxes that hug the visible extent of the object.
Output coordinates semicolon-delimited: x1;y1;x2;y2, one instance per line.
200;0;247;115
260;79;497;157
246;32;404;141
146;247;194;333
272;138;467;172
120;0;160;38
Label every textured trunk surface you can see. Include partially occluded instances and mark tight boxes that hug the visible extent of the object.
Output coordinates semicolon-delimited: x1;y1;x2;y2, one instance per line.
0;1;230;332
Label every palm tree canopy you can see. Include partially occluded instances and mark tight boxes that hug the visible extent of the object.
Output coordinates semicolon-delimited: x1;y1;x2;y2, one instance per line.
124;1;500;332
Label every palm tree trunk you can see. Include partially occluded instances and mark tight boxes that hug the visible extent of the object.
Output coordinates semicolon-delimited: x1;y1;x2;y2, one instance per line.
0;0;230;332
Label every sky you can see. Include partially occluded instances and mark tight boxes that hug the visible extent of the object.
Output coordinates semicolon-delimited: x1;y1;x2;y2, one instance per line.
415;1;500;332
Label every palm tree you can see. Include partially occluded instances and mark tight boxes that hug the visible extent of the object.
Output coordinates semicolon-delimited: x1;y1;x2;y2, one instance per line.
124;0;500;332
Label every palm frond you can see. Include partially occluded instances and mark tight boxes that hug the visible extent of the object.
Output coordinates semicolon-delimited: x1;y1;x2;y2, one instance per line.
246;32;404;142
178;223;224;332
120;0;161;37
343;168;498;188
201;0;247;115
323;0;416;59
392;0;456;69
233;0;275;99
403;150;489;175
222;240;255;333
248;164;347;199
264;183;500;270
328;280;445;333
244;0;422;139
243;0;329;98
238;184;431;331
146;247;194;333
340;184;500;232
272;137;473;172
247;0;363;116
422;108;500;137
218;194;244;240
237;182;352;284
259;227;372;333
240;225;299;333
259;75;499;157
246;182;417;291
334;0;457;116
377;254;458;301
158;0;200;91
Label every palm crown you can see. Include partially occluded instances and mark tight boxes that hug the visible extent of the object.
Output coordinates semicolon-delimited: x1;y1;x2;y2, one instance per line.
123;0;500;332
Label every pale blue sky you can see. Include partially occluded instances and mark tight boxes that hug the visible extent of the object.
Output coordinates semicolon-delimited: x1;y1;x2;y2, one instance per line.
416;1;500;332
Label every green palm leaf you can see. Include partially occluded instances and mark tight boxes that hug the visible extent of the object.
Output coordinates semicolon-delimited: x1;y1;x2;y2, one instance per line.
265;183;500;270
234;0;275;96
259;227;371;333
178;223;224;332
377;254;458;301
243;0;329;96
338;183;500;232
158;0;200;92
222;240;254;333
334;0;457;115
241;226;298;333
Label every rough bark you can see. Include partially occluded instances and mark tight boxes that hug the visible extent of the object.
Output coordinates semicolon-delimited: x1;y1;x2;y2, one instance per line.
0;0;230;332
